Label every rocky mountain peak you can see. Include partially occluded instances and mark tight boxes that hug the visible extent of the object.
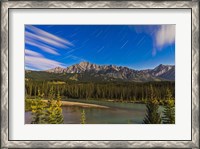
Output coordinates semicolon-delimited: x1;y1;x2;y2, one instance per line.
46;66;64;73
151;64;174;77
44;62;175;81
79;61;90;67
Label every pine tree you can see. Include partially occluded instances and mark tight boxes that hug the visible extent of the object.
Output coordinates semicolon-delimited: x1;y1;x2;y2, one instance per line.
45;87;56;123
54;91;64;124
46;89;64;124
143;85;161;124
80;109;86;124
31;90;46;124
162;89;175;124
46;100;57;124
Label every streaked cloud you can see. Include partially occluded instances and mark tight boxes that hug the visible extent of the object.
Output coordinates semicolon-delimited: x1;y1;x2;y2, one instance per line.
25;54;65;70
25;25;76;70
26;38;60;55
25;49;43;57
25;66;37;71
25;47;65;70
155;25;175;49
26;25;73;46
25;25;74;56
25;31;68;48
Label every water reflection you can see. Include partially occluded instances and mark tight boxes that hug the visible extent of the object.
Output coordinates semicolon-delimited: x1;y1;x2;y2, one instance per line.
25;101;148;124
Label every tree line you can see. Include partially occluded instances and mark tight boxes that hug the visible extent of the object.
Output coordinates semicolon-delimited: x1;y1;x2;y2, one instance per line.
25;80;175;104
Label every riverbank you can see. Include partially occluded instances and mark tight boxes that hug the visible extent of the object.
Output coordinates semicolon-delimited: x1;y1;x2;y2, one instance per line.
41;100;109;109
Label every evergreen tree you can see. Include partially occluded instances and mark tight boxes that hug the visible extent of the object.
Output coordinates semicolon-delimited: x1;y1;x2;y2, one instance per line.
54;91;64;124
162;89;175;124
143;85;161;124
46;89;64;124
46;99;56;124
45;87;54;123
31;90;46;124
30;88;64;124
80;109;86;124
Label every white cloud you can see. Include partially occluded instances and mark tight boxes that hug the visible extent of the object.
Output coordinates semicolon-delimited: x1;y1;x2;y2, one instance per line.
155;25;175;48
129;25;175;56
26;25;73;47
26;38;60;55
25;31;68;48
25;66;37;71
25;25;74;57
25;55;65;70
25;49;43;57
25;48;65;70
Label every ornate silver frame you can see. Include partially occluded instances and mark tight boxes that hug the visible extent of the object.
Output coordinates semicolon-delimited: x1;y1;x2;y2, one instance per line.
1;1;199;148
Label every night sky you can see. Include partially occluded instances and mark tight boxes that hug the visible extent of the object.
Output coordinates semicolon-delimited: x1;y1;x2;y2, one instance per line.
25;25;175;70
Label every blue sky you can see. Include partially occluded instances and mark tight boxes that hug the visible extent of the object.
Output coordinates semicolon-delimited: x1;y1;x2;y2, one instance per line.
25;25;175;70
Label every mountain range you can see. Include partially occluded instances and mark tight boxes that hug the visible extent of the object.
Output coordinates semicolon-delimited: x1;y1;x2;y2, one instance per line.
25;62;175;82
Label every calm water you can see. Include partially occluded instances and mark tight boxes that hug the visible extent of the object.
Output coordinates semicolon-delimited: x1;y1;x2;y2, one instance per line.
25;99;163;124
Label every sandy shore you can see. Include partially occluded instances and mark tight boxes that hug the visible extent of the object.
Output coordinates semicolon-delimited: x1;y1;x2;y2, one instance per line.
42;100;109;109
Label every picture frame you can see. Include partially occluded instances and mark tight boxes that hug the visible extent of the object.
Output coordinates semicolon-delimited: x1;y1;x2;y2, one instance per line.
1;1;199;148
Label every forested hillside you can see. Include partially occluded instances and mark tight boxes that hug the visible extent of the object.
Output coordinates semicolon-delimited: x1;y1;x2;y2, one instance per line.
25;80;175;104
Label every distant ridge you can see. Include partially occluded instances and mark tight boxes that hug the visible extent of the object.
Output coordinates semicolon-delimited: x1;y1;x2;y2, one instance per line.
42;62;175;81
25;62;175;82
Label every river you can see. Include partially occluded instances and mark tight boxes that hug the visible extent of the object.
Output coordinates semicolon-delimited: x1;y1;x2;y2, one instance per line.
25;99;163;124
